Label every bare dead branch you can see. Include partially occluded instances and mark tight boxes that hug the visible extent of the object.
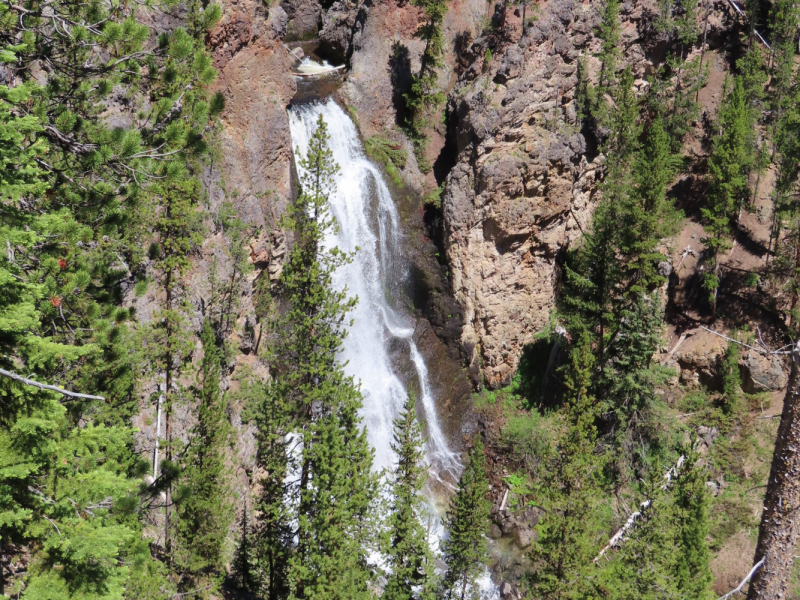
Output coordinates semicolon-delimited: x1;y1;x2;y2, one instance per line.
593;455;685;562
0;368;105;400
717;558;765;600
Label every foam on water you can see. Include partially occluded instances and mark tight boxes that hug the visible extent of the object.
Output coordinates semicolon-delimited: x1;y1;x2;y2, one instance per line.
294;57;340;75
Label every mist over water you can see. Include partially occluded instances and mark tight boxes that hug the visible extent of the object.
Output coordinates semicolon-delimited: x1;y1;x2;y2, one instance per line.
288;99;497;598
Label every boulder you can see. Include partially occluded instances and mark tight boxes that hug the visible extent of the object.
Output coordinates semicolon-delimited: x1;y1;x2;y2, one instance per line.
740;351;788;393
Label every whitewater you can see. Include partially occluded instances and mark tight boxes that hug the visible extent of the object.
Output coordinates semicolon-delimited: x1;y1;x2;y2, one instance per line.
288;98;497;598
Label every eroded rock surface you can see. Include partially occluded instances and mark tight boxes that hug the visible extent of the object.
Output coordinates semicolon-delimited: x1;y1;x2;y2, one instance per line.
439;0;740;387
442;0;607;387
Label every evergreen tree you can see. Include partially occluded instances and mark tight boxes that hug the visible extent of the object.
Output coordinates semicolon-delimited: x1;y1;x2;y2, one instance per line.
647;0;705;149
528;336;604;600
624;118;682;292
600;464;679;600
174;319;232;587
405;0;449;170
701;76;759;313
252;377;292;600
440;437;490;600
673;453;713;600
0;0;222;587
597;0;622;90
147;175;205;561
384;390;436;600
259;115;378;600
766;0;800;325
562;68;640;379
232;501;258;592
605;293;674;477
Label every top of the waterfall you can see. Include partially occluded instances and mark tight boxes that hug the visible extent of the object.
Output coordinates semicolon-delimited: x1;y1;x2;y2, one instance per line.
294;57;345;77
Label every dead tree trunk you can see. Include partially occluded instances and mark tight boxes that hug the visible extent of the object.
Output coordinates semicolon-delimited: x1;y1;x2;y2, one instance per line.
747;347;800;599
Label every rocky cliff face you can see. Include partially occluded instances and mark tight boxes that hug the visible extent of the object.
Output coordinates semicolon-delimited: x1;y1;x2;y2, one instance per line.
440;1;600;388
440;0;736;388
209;0;296;227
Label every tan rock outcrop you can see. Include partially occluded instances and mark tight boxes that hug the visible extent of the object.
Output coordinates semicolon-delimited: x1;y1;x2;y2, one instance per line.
442;0;606;387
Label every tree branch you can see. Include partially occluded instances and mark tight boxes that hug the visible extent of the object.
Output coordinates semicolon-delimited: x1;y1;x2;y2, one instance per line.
593;455;685;562
717;558;765;600
0;368;105;400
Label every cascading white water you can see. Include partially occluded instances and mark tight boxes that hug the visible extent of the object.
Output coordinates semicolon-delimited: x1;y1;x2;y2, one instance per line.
288;99;498;599
287;99;458;476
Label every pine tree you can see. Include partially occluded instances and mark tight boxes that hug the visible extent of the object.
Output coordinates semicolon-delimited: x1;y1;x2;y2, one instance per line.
232;501;258;592
605;293;674;476
702;75;759;313
673;453;713;600
148;176;205;561
174;319;232;587
561;68;640;380
0;0;224;593
624;117;682;292
253;378;292;600
384;390;436;600
259;115;378;600
528;336;605;600
405;0;449;169
597;0;622;90
440;437;490;600
600;463;679;600
0;9;217;592
647;0;705;149
765;0;800;325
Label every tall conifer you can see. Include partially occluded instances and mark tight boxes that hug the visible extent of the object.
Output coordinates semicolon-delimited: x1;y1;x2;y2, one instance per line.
258;115;378;600
174;319;232;587
529;336;604;600
384;390;436;600
702;76;759;313
673;454;713;599
440;437;490;600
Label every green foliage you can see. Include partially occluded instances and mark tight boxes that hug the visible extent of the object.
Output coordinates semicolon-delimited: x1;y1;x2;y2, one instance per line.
208;200;255;347
255;116;378;600
231;502;258;592
599;464;679;600
647;0;705;148
440;437;491;599
702;75;761;311
673;453;714;599
425;183;446;208
364;136;408;187
500;410;556;474
605;293;676;472
384;390;437;600
0;0;222;592
599;453;714;600
767;0;800;325
528;337;606;600
249;374;292;599
365;136;409;170
174;320;232;587
718;342;742;418
597;0;622;89
404;0;449;136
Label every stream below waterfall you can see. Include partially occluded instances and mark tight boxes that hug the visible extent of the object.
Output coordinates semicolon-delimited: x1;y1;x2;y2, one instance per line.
287;88;498;598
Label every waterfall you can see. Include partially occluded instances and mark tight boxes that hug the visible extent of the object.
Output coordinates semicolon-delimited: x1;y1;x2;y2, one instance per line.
287;99;458;477
288;99;497;599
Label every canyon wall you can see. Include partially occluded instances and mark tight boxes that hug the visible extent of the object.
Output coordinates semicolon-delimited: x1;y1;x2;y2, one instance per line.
438;0;735;387
194;0;742;393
